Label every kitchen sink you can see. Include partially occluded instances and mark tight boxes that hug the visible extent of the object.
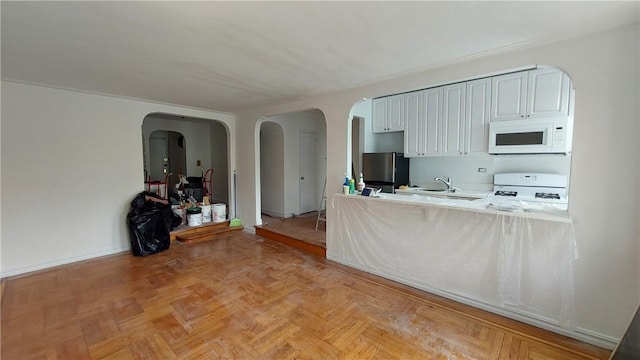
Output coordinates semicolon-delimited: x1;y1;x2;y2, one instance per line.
415;188;447;192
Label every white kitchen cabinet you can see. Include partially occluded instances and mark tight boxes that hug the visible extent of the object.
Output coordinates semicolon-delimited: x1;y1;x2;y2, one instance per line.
404;88;443;157
491;68;570;121
372;94;405;133
527;68;571;118
491;72;527;121
465;78;491;154
425;79;490;157
442;83;466;156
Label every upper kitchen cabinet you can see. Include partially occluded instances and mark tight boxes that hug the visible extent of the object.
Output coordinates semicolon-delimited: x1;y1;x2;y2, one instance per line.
442;83;466;156
440;79;491;156
465;78;491;154
372;94;405;133
404;88;443;157
491;68;570;121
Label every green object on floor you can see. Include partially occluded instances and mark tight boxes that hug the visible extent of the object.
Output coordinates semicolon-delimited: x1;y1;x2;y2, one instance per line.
229;218;242;227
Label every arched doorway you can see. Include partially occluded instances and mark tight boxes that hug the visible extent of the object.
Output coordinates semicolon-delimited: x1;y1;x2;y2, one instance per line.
142;113;230;204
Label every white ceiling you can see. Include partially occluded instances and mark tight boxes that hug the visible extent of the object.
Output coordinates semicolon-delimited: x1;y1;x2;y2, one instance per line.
2;1;638;113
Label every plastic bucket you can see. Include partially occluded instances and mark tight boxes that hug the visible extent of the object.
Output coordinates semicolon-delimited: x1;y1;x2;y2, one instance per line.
212;204;226;223
201;204;212;223
186;207;202;227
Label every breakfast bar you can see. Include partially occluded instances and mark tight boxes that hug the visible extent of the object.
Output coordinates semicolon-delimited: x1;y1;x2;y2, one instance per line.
327;193;577;332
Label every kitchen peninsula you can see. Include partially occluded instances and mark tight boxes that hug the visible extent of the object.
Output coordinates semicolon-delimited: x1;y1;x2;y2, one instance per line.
327;192;577;336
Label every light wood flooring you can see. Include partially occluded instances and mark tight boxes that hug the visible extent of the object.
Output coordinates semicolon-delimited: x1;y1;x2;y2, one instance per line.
1;231;610;359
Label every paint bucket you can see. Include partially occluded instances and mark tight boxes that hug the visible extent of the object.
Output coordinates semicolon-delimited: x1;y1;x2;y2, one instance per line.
212;203;226;223
186;207;202;227
201;204;212;223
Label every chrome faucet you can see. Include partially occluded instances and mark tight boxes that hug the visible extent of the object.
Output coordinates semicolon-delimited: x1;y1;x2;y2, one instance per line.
434;176;453;192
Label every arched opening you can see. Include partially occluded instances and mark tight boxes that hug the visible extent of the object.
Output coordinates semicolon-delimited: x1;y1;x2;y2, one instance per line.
141;113;230;206
259;121;285;218
346;65;574;206
255;109;327;248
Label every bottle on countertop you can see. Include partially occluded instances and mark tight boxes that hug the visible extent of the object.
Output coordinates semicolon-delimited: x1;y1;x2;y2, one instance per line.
357;173;365;192
343;174;350;195
349;178;355;194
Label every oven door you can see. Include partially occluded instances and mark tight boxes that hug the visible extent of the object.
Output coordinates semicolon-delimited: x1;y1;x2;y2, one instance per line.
488;118;566;154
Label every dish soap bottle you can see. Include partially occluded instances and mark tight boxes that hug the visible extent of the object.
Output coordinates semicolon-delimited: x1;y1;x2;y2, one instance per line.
349;178;355;194
357;173;365;192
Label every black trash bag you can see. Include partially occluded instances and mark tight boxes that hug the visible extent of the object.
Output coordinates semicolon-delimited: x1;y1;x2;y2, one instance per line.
170;212;183;228
127;191;171;256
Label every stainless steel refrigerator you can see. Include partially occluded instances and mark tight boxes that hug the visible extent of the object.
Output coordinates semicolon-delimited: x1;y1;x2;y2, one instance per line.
362;152;410;193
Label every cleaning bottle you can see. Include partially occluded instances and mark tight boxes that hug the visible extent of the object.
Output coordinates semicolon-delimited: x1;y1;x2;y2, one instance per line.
357;173;365;192
343;174;350;195
349;178;355;194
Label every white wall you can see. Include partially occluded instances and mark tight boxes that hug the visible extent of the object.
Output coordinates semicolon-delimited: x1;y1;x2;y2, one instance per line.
260;121;285;217
233;24;640;345
209;121;229;204
260;110;327;218
1;81;235;276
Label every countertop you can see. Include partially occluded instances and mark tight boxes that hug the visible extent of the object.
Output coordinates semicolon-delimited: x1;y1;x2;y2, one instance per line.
339;190;570;222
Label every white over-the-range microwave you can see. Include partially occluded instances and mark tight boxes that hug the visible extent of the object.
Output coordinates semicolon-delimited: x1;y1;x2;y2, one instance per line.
488;117;572;155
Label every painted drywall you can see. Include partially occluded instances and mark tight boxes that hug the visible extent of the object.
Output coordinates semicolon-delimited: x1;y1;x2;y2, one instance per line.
0;81;235;276
233;24;640;345
260;110;326;218
209;121;229;204
260;121;285;217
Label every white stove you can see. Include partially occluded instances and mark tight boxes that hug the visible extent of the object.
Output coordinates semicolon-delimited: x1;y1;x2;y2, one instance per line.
492;173;568;210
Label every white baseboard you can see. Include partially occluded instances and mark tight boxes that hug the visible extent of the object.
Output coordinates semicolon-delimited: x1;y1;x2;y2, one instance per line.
1;246;130;279
326;254;618;350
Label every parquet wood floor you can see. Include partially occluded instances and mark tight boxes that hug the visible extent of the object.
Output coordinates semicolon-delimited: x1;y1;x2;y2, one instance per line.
1;231;609;359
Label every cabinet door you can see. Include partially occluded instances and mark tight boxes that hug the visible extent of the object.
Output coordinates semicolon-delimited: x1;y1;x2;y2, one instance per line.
404;91;425;157
465;78;491;154
442;84;466;156
491;72;527;121
527;68;570;118
424;88;443;156
372;98;388;133
387;94;405;131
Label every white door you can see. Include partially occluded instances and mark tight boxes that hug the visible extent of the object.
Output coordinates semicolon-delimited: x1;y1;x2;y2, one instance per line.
149;137;168;181
299;131;317;214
